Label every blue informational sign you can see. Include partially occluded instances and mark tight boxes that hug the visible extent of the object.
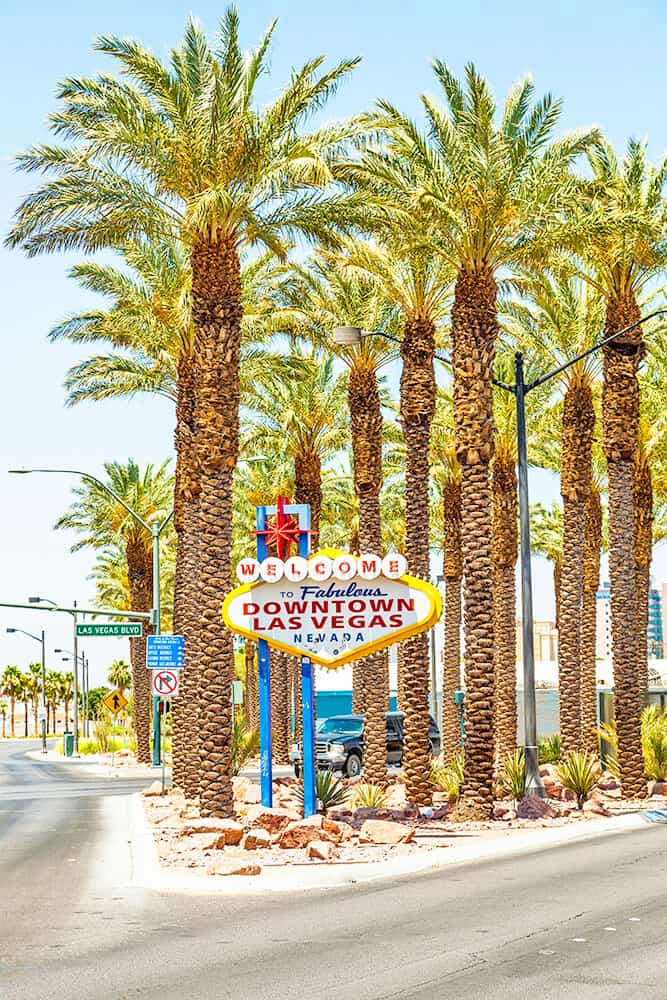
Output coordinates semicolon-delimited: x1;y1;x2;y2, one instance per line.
146;634;185;670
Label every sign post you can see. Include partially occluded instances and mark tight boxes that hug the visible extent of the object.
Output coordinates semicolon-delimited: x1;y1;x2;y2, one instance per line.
255;505;273;809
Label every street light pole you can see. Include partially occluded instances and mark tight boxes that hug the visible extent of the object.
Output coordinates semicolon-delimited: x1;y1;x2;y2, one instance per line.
6;626;48;751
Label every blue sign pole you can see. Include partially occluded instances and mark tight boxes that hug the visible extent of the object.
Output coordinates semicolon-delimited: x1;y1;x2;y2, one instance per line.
255;505;273;808
296;505;316;818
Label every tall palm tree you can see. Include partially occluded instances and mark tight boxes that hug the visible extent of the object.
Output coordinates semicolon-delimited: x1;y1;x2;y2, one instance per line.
276;256;399;784
531;503;564;630
575;139;667;795
582;482;603;754
60;673;74;730
45;671;61;734
1;666;22;738
333;235;452;804
349;66;596;817
507;274;602;754
56;460;174;763
108;660;132;697
7;10;360;818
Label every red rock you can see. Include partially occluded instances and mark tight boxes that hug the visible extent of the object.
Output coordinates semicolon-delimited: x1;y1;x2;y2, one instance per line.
243;806;298;834
583;798;611;816
517;796;557;820
650;781;667;797
358;819;415;845
207;861;261;876
539;763;559;781
242;828;272;850
278;814;341;849
307;839;335;860
334;821;355;841
179;818;244;845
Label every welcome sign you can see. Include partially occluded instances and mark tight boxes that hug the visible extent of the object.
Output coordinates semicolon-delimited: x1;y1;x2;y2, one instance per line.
222;548;441;668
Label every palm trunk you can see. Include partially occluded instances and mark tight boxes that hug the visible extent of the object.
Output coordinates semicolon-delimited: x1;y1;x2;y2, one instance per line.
451;267;498;820
33;696;38;739
24;702;28;738
10;699;15;738
271;651;290;765
191;239;241;818
603;293;645;797
633;443;652;698
349;360;388;785
492;454;517;765
172;349;201;797
442;477;462;762
400;314;436;805
554;558;562;634
126;538;153;765
581;488;602;755
294;451;322;541
558;378;596;755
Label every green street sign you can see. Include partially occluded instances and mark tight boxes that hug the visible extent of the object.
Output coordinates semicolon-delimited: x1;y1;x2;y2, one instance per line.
76;622;143;638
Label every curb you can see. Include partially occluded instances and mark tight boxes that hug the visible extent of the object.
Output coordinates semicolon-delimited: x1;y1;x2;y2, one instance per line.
24;749;162;779
130;801;648;896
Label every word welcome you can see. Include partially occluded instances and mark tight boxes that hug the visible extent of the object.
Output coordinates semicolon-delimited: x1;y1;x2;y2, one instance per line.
236;551;407;584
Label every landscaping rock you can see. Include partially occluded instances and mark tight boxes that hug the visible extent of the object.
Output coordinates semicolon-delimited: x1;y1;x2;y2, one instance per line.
334;821;355;841
278;814;341;849
143;781;164;797
243;806;298;834
179;818;244;845
207;861;261;876
517;796;557;820
358;819;415;845
307;839;335;860
242;828;272;850
493;802;517;821
583;798;611;817
650;781;667;797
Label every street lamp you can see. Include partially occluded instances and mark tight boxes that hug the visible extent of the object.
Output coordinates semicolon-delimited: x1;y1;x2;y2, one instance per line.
333;307;667;797
27;594;82;755
6;626;47;752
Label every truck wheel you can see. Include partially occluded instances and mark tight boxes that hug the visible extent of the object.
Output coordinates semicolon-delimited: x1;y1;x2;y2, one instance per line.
344;752;362;778
294;763;301;778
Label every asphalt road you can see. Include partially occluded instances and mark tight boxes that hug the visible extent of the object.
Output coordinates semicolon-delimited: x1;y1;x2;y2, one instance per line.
1;739;666;1000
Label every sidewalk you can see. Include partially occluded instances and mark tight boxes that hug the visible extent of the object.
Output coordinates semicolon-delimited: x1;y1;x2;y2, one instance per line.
130;794;648;896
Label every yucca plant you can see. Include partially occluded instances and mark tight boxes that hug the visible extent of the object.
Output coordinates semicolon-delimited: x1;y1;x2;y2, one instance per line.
641;707;667;781
597;721;620;777
538;734;562;765
296;770;348;816
500;748;526;803
353;783;389;809
557;751;599;809
429;753;464;803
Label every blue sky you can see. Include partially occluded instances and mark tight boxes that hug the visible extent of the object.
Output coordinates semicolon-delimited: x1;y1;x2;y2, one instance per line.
2;0;667;684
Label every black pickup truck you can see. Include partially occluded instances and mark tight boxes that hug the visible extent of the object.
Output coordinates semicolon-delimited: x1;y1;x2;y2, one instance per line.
289;711;441;778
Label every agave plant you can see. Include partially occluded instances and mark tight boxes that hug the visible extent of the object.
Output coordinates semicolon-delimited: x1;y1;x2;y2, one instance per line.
297;770;348;816
557;752;599;809
500;749;526;803
353;783;389;809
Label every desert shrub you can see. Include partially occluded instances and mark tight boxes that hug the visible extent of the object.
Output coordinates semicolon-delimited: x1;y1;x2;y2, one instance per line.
230;711;260;776
500;748;526;801
297;769;348;815
353;783;389;809
557;751;598;808
94;711;115;753
78;739;99;755
538;734;561;764
597;720;619;776
641;706;667;781
430;753;464;803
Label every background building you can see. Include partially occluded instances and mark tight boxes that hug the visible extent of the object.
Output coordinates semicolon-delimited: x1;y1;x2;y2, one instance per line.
597;579;664;660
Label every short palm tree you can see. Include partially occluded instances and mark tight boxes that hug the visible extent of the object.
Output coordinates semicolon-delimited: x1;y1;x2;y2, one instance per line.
19;675;32;738
348;65;597;817
45;671;61;734
26;664;42;738
108;660;132;696
60;673;74;729
1;666;23;738
0;701;7;738
575;139;667;795
56;460;174;763
7;9;360;818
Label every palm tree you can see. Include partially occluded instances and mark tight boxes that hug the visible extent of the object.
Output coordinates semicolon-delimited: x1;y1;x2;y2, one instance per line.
582;482;603;754
348;65;596;817
45;671;61;734
26;664;42;738
0;702;7;738
56;460;174;763
2;666;23;738
20;675;31;738
277;256;398;784
507;274;602;754
60;673;74;729
8;10;360;818
333;235;451;805
575;139;667;795
531;503;564;630
108;660;132;696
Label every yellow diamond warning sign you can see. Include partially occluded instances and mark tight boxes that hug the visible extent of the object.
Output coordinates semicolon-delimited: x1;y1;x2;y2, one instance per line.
103;689;128;715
